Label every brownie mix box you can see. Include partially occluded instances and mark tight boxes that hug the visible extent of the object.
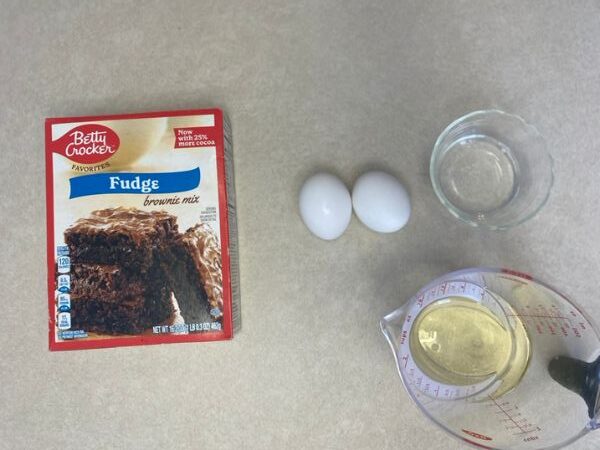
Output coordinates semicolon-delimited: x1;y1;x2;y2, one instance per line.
45;109;240;350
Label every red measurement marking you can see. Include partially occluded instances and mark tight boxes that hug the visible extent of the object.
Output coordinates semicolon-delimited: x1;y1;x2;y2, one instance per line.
461;429;493;441
416;295;424;307
399;329;408;344
501;268;532;280
401;354;409;368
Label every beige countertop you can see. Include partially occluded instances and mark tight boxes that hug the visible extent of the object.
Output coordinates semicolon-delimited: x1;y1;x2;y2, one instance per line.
2;1;600;449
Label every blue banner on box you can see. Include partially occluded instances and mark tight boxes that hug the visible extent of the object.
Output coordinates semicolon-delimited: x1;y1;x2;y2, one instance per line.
69;167;201;198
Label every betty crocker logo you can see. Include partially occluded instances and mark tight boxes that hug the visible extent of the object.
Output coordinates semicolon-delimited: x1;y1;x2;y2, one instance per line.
51;124;120;164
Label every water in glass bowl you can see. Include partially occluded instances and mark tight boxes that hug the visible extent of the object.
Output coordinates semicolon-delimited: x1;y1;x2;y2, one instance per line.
438;134;519;216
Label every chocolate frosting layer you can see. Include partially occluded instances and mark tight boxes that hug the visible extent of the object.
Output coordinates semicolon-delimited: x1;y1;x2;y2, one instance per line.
179;223;224;317
65;206;178;245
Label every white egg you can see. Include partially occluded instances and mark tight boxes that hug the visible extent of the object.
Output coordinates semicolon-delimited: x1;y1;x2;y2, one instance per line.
352;171;411;233
299;173;352;240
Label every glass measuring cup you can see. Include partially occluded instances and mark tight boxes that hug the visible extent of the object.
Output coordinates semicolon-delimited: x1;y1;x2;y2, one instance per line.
381;268;600;449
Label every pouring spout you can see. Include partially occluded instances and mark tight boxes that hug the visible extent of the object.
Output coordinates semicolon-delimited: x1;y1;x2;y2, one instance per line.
548;355;600;420
380;307;407;367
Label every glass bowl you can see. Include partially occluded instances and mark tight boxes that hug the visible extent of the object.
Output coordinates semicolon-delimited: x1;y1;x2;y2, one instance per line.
430;110;554;230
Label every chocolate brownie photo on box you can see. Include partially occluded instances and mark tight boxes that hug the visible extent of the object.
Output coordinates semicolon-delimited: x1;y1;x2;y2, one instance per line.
69;263;174;334
65;207;178;273
63;206;224;335
64;207;178;335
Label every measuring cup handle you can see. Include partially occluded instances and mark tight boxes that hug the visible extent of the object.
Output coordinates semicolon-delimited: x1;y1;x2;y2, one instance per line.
549;355;600;420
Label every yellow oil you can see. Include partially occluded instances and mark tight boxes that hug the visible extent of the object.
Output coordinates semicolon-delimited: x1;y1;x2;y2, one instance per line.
409;296;530;398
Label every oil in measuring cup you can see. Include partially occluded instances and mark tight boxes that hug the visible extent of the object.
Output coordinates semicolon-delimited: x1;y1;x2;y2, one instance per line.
409;295;531;398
